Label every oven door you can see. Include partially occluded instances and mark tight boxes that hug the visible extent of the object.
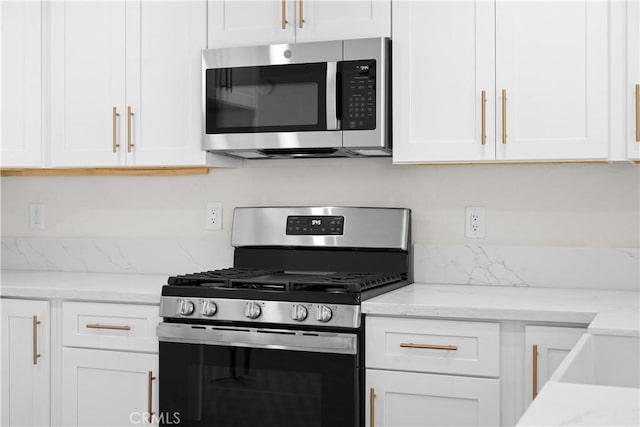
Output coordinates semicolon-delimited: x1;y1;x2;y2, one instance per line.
157;323;360;427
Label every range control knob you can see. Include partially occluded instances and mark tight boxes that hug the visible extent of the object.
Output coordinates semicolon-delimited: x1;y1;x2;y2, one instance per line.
245;302;262;319
201;300;218;317
291;304;308;321
179;299;195;316
315;305;333;323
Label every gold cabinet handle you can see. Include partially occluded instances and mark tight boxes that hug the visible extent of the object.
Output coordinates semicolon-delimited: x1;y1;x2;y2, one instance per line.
86;323;131;331
281;0;288;29
481;90;487;145
369;388;376;427
32;316;41;365
147;371;156;424
127;106;135;152
112;107;120;153
532;344;539;400
636;84;640;142
501;89;507;144
298;0;304;28
400;342;458;351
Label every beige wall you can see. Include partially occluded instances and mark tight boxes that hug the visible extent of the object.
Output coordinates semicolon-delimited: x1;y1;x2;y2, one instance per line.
1;158;638;247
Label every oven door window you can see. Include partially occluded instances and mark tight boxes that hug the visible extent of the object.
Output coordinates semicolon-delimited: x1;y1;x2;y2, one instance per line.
205;63;328;134
159;342;358;427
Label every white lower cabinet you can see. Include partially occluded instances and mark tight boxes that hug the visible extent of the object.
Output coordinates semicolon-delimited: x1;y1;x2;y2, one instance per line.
365;316;501;427
61;348;158;427
0;299;50;426
524;325;586;404
60;301;160;426
366;369;500;427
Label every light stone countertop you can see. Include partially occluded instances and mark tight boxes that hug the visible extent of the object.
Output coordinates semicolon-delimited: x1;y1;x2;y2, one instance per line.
516;382;639;426
0;270;165;304
362;283;640;336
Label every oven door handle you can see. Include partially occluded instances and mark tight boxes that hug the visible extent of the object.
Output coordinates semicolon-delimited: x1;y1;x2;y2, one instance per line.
157;323;358;355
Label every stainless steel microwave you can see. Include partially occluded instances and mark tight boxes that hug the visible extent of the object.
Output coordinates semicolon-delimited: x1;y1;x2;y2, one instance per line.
202;38;390;159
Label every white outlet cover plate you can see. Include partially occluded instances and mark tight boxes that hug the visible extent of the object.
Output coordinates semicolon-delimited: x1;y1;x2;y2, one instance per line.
465;206;486;238
30;202;45;230
206;202;222;230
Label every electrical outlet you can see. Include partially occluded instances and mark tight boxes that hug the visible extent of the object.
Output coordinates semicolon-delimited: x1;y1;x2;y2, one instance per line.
465;206;485;238
205;202;222;230
30;202;45;230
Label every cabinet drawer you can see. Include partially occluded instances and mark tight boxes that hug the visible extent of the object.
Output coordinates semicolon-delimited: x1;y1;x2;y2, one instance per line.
63;301;160;352
366;316;500;376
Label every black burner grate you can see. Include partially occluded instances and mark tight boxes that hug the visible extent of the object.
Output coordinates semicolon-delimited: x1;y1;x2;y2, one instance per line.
290;272;406;293
167;268;282;286
168;269;406;295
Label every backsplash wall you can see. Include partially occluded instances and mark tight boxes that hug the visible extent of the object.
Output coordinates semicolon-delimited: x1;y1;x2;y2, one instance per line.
1;158;638;247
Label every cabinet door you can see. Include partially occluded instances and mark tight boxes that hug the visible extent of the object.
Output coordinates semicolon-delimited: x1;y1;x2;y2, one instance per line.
1;1;42;167
0;299;50;426
366;369;500;427
524;325;585;404
50;1;126;167
294;0;390;42
126;0;209;166
62;347;158;427
208;0;295;48
496;0;608;161
627;0;640;159
392;0;495;164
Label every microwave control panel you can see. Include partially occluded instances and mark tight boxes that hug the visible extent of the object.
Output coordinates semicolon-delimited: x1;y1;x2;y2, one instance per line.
341;60;376;131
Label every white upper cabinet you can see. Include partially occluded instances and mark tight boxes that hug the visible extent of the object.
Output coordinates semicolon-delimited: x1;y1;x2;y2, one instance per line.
627;0;640;160
50;1;212;168
1;1;42;167
495;0;608;161
128;1;209;166
294;0;390;42
50;1;126;167
392;0;495;163
208;0;390;48
393;0;609;164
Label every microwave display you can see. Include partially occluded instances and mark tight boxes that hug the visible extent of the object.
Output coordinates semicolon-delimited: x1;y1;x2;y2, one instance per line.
340;60;376;131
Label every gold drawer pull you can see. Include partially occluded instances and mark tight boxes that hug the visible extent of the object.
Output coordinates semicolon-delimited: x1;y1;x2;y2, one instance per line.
481;89;487;145
112;107;120;153
501;89;507;144
33;316;41;365
147;371;156;424
127;106;135;152
369;387;376;427
86;323;131;331
298;0;305;28
636;85;640;142
532;344;539;400
281;0;287;29
400;343;458;351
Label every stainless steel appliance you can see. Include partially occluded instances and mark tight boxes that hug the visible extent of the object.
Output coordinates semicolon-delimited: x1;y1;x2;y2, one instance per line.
157;206;411;427
202;38;390;159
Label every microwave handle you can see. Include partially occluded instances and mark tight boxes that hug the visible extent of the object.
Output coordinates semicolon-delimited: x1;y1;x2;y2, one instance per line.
326;62;339;130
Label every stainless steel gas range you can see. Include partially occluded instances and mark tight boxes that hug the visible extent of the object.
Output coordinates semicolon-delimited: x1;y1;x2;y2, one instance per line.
157;206;411;427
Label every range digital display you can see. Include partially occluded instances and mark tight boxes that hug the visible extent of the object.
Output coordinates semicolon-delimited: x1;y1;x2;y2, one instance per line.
286;216;344;236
